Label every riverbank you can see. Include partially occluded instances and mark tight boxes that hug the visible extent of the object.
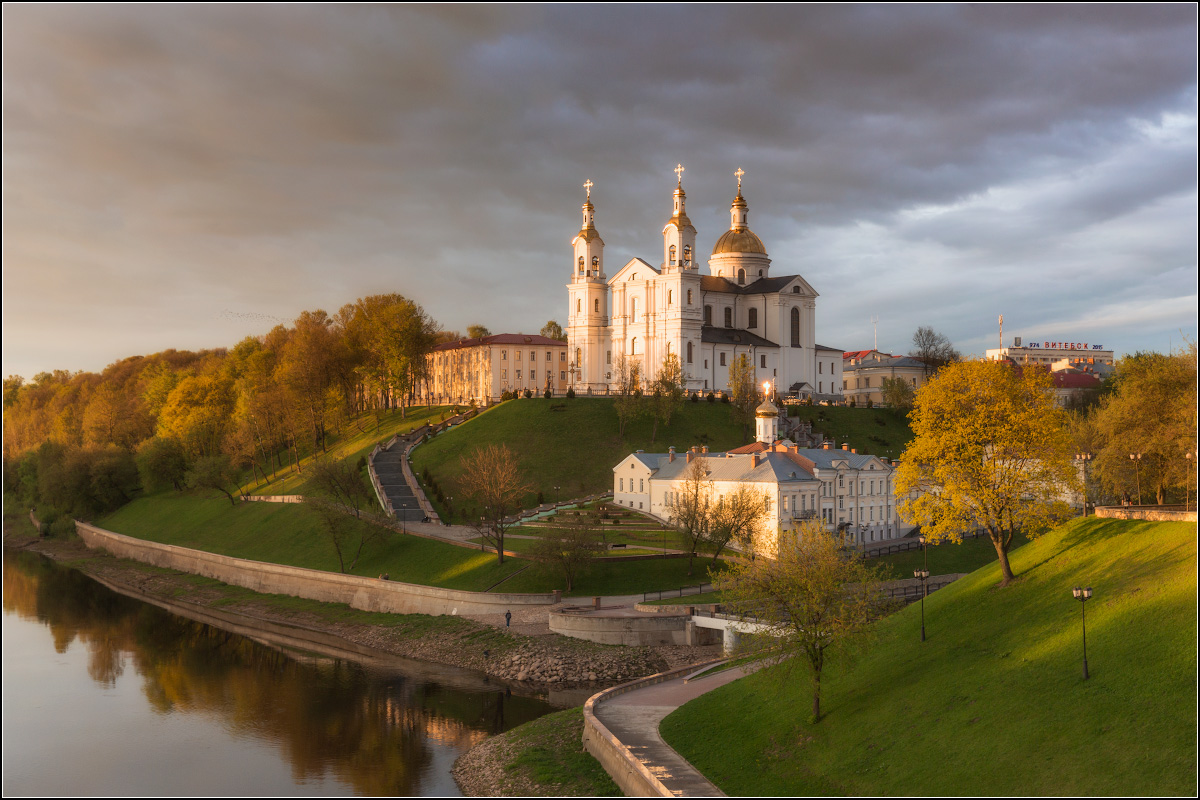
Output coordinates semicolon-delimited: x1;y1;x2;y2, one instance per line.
4;524;718;693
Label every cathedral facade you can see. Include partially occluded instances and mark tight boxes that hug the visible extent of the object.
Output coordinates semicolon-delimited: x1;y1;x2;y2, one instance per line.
566;169;843;399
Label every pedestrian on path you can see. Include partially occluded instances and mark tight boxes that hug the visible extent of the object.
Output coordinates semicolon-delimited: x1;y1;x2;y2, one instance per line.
505;610;512;627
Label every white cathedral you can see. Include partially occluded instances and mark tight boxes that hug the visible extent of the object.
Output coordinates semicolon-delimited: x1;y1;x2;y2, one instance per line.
566;167;844;399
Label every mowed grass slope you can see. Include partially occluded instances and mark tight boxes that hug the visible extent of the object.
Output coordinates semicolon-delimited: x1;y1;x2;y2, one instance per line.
660;517;1197;796
411;397;749;522
243;405;450;496
99;492;524;592
788;405;913;460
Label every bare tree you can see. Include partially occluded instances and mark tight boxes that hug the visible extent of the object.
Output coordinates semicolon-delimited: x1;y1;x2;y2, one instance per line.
728;353;759;443
532;510;604;591
309;456;377;519
666;456;712;575
305;456;391;573
716;520;886;722
705;485;771;561
909;326;961;376
460;443;531;564
613;354;644;438
650;352;686;443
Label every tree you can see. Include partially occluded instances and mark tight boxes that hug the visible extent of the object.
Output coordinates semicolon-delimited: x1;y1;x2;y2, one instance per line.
715;520;885;723
895;360;1077;585
667;456;713;575
705;484;771;561
466;324;492;340
459;444;530;564
309;456;377;520
613;354;644;438
1088;344;1196;505
539;320;567;342
532;510;604;591
136;437;189;492
909;326;960;376
728;353;759;443
649;353;685;443
187;454;240;507
879;376;915;412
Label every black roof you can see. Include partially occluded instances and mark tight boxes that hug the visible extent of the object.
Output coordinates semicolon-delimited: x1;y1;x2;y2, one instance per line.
701;326;780;348
699;275;802;295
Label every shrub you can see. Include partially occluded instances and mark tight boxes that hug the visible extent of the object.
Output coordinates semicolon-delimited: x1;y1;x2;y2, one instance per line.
691;392;699;403
566;387;576;399
524;388;533;399
866;398;874;409
707;392;716;403
544;388;552;399
356;456;367;472
721;394;730;404
849;399;857;408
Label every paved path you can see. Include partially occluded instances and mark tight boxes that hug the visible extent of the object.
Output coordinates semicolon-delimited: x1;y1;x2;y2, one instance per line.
595;664;760;797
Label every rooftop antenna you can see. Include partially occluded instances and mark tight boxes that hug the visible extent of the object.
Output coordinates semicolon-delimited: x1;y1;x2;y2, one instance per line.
871;315;879;351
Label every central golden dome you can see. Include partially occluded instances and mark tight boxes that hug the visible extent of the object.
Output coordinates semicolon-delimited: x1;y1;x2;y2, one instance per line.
712;228;767;255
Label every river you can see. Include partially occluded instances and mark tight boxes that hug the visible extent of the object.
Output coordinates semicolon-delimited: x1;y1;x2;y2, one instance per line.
1;548;560;796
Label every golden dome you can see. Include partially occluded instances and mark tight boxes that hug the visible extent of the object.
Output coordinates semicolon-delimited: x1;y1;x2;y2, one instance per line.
712;228;767;255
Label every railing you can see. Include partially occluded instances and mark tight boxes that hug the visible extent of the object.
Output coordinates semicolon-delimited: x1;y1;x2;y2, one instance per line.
642;583;713;603
884;575;958;601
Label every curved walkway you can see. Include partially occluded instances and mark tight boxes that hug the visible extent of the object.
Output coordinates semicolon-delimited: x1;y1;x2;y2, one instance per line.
587;662;762;797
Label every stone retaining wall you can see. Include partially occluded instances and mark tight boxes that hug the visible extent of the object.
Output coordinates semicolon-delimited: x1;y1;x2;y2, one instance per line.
582;659;726;798
74;521;557;616
549;609;691;646
242;495;305;504
1094;506;1197;522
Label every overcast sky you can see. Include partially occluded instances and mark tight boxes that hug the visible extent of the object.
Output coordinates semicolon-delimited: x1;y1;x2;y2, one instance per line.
3;4;1196;380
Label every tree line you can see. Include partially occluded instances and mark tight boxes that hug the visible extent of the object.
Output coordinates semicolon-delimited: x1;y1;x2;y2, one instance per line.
3;293;445;520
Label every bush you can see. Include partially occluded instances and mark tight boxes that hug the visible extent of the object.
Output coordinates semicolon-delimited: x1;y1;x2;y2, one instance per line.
356;456;367;472
866;398;874;409
707;392;716;403
501;390;515;401
849;399;857;408
544;388;552;399
566;387;576;399
524;388;533;399
721;394;730;404
691;392;699;403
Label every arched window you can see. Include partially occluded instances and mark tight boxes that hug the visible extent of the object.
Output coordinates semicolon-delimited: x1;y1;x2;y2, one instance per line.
737;269;745;285
758;270;763;277
686;341;693;363
669;245;677;266
748;308;758;329
631;337;638;355
791;307;800;347
578;256;584;273
687;289;693;304
630;297;638;322
668;290;673;305
724;307;733;328
683;245;691;265
792;286;800;293
575;347;582;365
704;305;713;325
594;298;599;313
577;298;581;313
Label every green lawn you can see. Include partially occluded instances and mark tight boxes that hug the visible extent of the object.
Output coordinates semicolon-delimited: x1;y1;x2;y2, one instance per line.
660;517;1197;796
500;553;728;599
243;405;451;496
411;398;750;523
872;530;1031;578
787;405;913;460
98;492;524;592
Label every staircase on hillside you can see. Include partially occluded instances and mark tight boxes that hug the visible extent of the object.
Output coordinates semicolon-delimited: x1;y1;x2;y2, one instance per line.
371;444;427;523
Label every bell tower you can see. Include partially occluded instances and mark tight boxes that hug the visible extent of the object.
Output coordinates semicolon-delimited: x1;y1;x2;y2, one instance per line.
567;180;610;392
662;164;698;272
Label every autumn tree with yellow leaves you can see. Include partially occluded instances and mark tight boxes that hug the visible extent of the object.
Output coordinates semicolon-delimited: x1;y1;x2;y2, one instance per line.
895;359;1077;585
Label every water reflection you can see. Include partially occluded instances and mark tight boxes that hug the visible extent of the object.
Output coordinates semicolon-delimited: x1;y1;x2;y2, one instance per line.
2;550;555;796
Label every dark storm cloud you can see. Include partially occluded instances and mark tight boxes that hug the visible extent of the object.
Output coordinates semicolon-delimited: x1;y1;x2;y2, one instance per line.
2;4;1195;378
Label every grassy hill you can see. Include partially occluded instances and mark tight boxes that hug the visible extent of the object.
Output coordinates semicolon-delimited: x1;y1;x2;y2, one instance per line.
788;405;913;461
660;517;1197;796
410;397;751;522
242;404;451;497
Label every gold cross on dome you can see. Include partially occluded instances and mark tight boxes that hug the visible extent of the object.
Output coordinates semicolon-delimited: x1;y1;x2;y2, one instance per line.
583;179;593;199
735;168;745;191
674;164;685;184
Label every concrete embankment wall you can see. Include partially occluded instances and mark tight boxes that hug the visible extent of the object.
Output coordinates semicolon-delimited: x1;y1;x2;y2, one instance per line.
582;660;726;797
1094;506;1197;522
74;522;557;616
550;610;691;646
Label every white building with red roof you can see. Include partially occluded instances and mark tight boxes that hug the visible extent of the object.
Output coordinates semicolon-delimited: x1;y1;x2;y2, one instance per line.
420;333;568;405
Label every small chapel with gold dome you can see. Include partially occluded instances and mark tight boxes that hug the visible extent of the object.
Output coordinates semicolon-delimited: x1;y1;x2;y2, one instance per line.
566;167;844;399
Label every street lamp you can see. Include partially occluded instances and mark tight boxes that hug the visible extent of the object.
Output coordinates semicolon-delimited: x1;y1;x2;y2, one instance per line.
1072;586;1093;679
914;568;930;642
1075;453;1092;517
554;485;561;505
1129;453;1143;505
